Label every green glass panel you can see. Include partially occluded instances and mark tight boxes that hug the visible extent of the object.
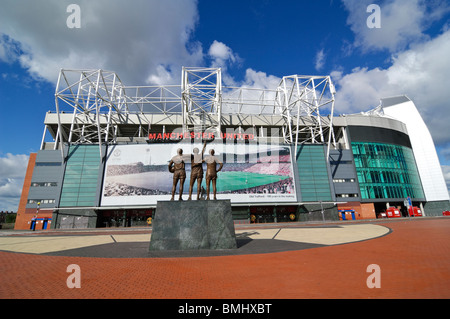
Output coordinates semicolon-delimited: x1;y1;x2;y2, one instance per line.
296;145;332;201
60;145;101;207
351;142;424;200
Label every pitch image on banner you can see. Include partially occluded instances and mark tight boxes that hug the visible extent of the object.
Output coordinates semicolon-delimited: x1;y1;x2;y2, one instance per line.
101;142;297;206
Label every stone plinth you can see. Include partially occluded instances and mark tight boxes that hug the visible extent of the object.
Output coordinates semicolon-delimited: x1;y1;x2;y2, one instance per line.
149;200;237;251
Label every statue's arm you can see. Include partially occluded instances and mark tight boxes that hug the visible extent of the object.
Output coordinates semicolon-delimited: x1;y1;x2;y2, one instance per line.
202;140;207;155
216;157;223;172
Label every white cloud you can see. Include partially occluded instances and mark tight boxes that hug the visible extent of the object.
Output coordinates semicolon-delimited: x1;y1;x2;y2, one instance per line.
332;29;450;146
315;49;326;71
208;40;238;65
0;153;29;179
220;68;282;114
207;40;242;86
342;0;450;53
242;69;281;90
0;35;22;63
0;178;23;198
146;65;176;86
0;154;29;212
0;0;203;85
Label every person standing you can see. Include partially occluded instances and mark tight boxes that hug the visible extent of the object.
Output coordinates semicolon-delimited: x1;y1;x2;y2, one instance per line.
188;141;207;200
205;149;223;200
168;148;186;201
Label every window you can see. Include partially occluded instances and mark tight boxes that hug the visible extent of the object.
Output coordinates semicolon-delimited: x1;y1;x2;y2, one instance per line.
35;162;61;166
31;182;57;187
336;194;358;198
27;199;56;204
330;160;353;165
333;178;356;183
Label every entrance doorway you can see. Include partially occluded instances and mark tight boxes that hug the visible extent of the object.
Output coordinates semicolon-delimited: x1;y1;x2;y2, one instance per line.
249;206;297;223
97;209;153;227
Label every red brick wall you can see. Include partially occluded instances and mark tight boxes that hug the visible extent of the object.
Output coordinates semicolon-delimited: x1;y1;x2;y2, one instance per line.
360;203;376;219
337;202;376;220
14;154;37;230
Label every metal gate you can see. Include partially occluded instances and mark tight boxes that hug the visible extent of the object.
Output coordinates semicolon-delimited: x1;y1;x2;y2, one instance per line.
59;216;89;229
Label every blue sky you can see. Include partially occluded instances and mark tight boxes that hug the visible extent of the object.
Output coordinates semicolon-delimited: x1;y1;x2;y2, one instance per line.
1;0;450;211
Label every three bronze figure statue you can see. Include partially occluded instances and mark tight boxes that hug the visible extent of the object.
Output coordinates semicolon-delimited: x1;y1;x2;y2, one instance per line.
168;141;223;201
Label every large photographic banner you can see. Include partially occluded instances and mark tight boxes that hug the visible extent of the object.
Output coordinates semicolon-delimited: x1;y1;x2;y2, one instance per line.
101;141;297;206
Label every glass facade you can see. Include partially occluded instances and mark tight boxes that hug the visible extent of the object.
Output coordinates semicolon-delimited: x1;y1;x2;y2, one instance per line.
60;145;101;207
352;142;424;200
296;144;333;201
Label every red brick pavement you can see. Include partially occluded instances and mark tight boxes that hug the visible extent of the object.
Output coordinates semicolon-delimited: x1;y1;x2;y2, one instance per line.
0;218;449;299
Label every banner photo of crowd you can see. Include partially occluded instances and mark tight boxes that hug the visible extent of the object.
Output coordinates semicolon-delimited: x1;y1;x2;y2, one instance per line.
101;142;297;206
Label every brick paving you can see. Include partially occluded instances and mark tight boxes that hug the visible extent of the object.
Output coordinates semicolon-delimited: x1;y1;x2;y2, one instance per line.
0;218;449;299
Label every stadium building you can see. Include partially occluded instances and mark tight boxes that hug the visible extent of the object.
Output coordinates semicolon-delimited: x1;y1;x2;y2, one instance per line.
15;68;450;230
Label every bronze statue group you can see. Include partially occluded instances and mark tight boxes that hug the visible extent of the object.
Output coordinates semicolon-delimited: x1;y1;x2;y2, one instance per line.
168;141;223;201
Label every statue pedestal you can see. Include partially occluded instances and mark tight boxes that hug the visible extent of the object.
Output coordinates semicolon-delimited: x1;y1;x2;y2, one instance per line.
149;200;237;251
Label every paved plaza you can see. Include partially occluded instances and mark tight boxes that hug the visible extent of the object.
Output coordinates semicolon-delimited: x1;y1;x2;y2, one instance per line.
0;218;449;299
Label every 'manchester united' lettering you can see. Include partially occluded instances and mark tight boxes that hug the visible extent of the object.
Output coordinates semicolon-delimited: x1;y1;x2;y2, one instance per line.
148;132;254;140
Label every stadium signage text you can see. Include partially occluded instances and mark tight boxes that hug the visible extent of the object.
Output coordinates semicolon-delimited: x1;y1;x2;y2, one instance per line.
148;132;255;141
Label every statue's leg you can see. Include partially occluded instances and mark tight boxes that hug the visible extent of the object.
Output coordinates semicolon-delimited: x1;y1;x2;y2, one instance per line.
178;178;185;200
196;178;202;200
206;178;211;200
188;176;194;200
212;179;217;200
171;178;178;201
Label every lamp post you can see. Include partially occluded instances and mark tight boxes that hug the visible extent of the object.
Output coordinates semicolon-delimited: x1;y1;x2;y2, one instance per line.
33;202;40;231
320;201;325;223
